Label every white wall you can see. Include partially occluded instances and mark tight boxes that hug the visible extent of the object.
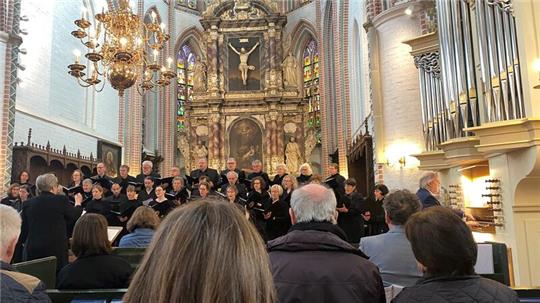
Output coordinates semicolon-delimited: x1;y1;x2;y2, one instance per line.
376;13;424;191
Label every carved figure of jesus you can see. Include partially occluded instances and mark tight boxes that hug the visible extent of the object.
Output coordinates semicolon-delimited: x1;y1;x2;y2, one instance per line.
228;42;260;85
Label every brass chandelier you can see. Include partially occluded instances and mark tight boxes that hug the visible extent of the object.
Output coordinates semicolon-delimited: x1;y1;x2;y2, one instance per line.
67;0;175;96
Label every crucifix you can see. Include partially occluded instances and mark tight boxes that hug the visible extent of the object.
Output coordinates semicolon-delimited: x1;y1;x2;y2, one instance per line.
228;42;260;85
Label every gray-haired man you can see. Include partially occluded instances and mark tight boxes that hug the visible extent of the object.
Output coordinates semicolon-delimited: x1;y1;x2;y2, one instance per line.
268;184;385;303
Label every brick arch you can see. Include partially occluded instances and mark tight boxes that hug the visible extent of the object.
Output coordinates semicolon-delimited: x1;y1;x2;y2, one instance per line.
289;20;319;58
175;27;205;59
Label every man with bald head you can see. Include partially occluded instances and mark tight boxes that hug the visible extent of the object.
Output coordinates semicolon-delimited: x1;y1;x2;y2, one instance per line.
267;184;385;303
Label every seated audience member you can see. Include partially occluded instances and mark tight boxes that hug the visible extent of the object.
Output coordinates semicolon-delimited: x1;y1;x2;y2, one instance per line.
57;214;132;289
281;174;297;207
20;173;83;271
267;184;385;303
337;178;366;244
85;184;112;217
17;170;36;197
359;189;422;287
394;207;519;303
1;183;21;212
0;205;50;302
149;185;175;218
119;206;160;248
365;184;390;236
264;185;290;240
271;163;288;186
296;163;313;185
137;177;156;204
124;199;276;303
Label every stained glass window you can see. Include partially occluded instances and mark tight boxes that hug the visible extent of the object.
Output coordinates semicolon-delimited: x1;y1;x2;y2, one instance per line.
303;40;320;141
177;44;196;131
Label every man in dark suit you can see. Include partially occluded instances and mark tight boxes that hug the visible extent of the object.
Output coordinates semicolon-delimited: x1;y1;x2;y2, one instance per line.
416;171;477;225
220;158;246;186
247;160;270;191
219;171;247;198
325;163;346;203
190;158;220;190
135;160;161;184
113;164;136;194
20;173;83;271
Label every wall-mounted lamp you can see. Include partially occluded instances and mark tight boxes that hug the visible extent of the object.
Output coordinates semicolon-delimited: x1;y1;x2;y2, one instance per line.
385;156;407;168
404;5;414;16
533;58;540;89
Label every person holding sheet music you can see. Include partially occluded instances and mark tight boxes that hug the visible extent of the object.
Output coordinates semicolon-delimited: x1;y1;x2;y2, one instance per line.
246;176;271;240
136;160;161;184
20;173;83;271
264;185;291;240
166;177;189;205
114;165;136;194
85;185;112;218
138;177;156;205
16;170;36;197
247;160;271;191
190;158;220;190
118;186;143;222
220;158;246;186
281;175;297;207
105;183;127;226
336;178;366;244
296;163;313;186
1;183;21;212
69;169;84;188
271;163;288;187
149;185;176;218
81;179;93;204
325;163;346;203
219;171;247;198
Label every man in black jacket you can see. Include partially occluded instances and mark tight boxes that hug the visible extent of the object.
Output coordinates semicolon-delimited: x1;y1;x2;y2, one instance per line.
20;173;83;271
135;160;161;184
247;160;270;191
190;158;220;190
267;184;385;303
113;164;136;194
1;204;50;302
220;157;246;186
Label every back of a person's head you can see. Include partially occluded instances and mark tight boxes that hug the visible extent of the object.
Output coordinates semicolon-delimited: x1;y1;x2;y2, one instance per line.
71;214;111;258
0;204;21;260
405;207;477;276
291;184;336;224
124;199;276;303
36;173;58;193
127;206;160;232
383;190;422;225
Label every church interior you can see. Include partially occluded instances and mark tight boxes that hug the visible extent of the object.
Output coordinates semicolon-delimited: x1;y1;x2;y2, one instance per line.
1;0;540;300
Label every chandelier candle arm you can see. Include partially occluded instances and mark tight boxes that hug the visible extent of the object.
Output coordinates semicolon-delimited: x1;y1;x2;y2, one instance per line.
67;0;175;96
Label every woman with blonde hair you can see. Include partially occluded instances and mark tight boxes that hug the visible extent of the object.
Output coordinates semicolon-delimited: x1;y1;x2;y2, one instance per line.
124;199;277;303
281;174;297;207
119;206;160;248
296;163;313;185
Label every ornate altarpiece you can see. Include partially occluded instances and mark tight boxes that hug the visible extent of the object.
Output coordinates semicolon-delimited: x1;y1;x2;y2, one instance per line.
178;0;318;173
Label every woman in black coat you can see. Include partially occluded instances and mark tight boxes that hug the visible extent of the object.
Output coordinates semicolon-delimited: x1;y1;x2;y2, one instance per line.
57;214;132;289
246;177;271;240
271;164;288;187
20;174;83;271
336;178;366;244
365;184;389;236
17;170;36;197
264;185;291;240
85;185;111;218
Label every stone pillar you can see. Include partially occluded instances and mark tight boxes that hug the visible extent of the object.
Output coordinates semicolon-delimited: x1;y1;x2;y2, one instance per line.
208;113;220;169
123;0;145;175
207;26;220;96
160;0;175;175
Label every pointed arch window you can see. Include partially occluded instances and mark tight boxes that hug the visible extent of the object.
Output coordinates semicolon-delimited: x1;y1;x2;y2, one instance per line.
303;39;320;141
176;44;196;131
